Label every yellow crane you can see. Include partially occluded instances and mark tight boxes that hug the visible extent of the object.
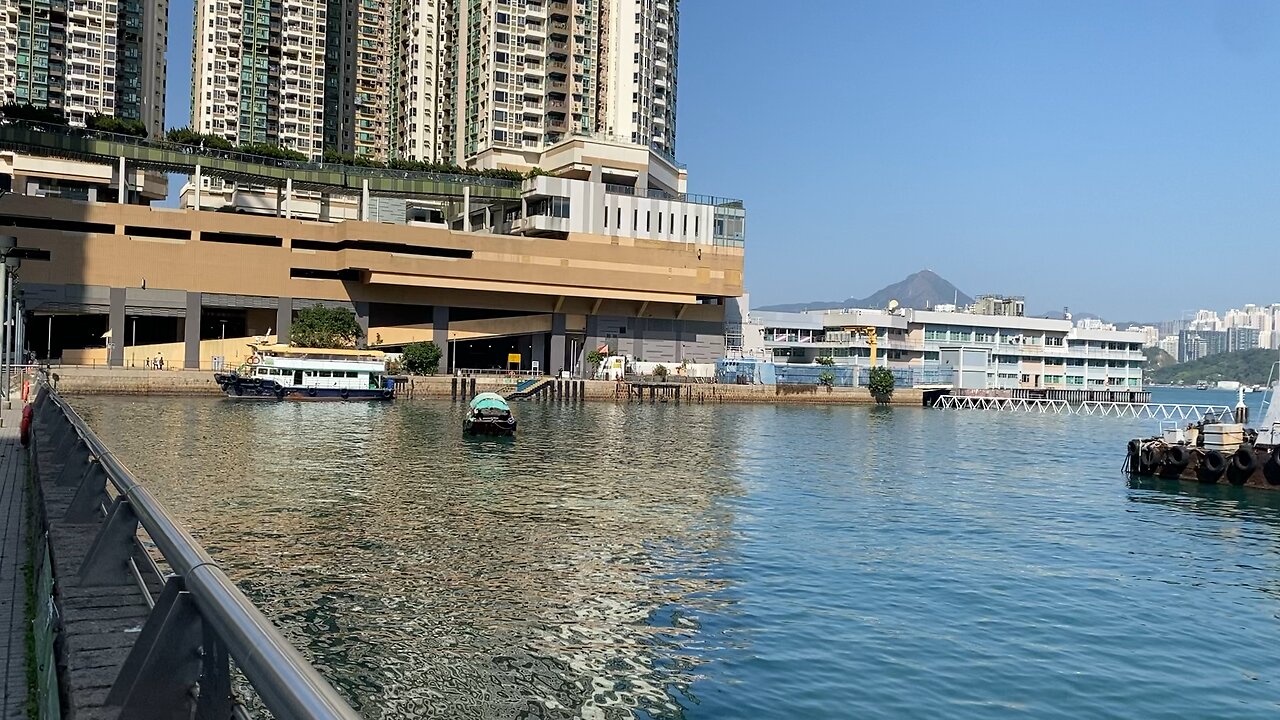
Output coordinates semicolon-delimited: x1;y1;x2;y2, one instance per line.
843;326;878;367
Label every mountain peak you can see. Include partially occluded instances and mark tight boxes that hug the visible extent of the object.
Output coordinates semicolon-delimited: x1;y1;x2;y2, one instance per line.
756;270;974;313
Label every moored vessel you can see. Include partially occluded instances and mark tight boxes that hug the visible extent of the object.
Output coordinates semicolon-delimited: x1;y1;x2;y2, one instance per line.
214;343;394;401
464;392;517;436
1125;387;1280;489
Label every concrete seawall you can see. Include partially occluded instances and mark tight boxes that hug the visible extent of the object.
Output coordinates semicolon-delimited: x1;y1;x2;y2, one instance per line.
50;368;925;406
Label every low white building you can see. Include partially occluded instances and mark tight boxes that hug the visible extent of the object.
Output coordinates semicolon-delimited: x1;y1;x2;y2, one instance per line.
743;305;1147;392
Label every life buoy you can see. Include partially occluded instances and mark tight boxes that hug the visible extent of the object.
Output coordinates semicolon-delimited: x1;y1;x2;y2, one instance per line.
1198;450;1227;482
246;355;260;365
1228;445;1257;484
340;389;350;400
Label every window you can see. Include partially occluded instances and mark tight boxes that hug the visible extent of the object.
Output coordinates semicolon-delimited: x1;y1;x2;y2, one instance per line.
646;210;651;231
657;213;662;233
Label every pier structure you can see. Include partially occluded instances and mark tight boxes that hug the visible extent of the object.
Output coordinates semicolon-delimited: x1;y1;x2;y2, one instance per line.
23;379;360;718
936;394;1233;420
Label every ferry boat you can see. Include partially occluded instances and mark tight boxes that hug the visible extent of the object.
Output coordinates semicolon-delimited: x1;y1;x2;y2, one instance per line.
464;392;517;436
214;343;395;401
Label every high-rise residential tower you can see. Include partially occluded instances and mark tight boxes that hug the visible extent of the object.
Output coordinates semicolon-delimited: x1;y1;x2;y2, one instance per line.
190;0;680;168
1;0;168;135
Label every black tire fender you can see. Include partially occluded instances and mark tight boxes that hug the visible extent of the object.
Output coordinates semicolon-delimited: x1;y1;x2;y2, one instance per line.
340;389;350;401
1199;450;1228;481
1165;444;1191;468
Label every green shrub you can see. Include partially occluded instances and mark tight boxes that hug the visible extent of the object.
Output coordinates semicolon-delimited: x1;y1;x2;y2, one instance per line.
653;364;669;379
816;356;835;366
86;114;147;137
818;370;836;387
868;366;895;398
402;341;442;375
0;103;66;125
290;306;363;349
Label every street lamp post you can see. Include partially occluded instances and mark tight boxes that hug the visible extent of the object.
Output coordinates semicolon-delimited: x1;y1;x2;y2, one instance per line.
0;236;13;400
131;317;137;368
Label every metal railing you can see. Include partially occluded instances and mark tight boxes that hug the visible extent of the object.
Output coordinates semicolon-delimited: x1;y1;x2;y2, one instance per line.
32;378;360;719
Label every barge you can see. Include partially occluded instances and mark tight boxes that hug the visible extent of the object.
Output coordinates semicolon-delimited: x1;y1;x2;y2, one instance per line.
1125;389;1279;489
214;343;395;401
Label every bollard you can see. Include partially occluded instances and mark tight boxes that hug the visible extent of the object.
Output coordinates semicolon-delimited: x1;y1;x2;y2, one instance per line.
451;376;458;400
469;377;476;398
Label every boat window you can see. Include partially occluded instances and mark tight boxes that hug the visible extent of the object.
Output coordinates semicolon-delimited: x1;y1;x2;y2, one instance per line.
319;371;331;378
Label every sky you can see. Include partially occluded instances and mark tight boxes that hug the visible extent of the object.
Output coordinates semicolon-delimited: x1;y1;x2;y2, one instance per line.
163;0;1280;321
674;0;1280;320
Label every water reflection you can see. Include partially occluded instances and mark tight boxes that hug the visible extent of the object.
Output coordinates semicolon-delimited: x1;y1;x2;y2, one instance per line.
76;398;745;719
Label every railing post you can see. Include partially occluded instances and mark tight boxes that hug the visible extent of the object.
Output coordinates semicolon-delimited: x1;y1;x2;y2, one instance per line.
54;437;92;487
106;575;207;719
65;457;108;523
78;496;139;586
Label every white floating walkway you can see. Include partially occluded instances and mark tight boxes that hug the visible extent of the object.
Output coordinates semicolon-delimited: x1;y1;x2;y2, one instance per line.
935;395;1233;420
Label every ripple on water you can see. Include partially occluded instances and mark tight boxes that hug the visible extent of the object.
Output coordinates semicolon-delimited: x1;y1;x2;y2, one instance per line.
72;394;1280;719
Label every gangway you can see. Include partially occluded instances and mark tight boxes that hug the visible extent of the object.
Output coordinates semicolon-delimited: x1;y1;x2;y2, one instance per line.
505;377;555;399
935;395;1233;420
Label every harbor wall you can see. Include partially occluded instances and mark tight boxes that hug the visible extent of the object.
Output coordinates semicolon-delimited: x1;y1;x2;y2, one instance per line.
50;368;925;405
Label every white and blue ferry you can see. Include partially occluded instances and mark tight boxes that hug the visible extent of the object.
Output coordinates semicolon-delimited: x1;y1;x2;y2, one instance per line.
214;343;395;401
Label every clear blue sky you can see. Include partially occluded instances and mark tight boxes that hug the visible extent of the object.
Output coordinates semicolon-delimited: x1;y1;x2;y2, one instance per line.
164;0;1280;321
676;0;1280;320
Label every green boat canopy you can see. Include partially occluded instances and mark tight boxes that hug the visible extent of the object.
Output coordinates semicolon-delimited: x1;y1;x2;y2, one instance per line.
469;392;511;411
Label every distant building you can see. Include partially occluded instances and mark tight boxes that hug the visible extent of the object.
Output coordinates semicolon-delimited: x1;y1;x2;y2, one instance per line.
1157;334;1179;359
745;306;1145;391
1126;325;1160;348
969;295;1025;317
1227;326;1260;353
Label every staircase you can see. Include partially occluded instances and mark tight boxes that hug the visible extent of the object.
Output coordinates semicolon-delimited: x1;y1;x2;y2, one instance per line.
504;377;555;400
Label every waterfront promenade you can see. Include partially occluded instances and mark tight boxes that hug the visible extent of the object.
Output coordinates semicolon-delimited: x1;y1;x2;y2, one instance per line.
0;402;28;719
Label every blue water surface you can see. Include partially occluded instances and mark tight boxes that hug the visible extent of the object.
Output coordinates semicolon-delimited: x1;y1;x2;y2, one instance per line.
74;390;1280;719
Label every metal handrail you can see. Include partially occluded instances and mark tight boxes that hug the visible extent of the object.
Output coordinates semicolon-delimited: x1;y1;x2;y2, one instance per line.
42;383;360;720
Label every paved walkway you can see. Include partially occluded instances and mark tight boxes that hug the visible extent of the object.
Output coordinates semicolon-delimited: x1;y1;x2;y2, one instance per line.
0;402;28;720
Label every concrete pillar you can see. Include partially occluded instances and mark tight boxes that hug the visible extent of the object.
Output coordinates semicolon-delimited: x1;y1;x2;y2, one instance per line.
532;332;546;374
184;292;201;369
550;312;567;376
276;297;292;344
108;288;126;367
193;164;202;211
354;301;370;346
275;185;283;217
463;187;471;232
284;177;293;219
432;306;449;373
361;178;370;221
117;156;127;204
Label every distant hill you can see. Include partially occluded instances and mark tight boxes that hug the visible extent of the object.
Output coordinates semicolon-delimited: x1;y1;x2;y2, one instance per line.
757;270;974;312
1149;348;1279;386
1143;347;1176;373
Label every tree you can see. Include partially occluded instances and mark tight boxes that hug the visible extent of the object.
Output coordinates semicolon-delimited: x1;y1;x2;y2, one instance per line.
290;306;362;348
0;103;66;125
818;370;836;390
87;114;147;137
815;356;835;366
401;341;442;375
653;364;669;380
868;366;895;400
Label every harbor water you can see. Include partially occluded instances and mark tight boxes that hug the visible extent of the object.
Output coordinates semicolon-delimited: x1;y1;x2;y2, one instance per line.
73;388;1280;718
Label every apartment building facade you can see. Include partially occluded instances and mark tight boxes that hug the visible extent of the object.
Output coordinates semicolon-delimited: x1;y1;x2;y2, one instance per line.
190;0;679;168
1;0;167;134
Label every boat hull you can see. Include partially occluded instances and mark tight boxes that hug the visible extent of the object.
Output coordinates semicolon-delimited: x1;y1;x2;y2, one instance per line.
215;373;394;401
1126;438;1280;490
463;416;517;436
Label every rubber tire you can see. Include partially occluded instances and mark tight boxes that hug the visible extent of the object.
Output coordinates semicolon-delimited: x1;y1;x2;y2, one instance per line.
1165;444;1190;469
234;385;243;396
1128;439;1142;456
1198;450;1228;482
1140;444;1161;469
1229;445;1257;485
340;390;350;401
382;389;393;399
307;388;317;397
1263;450;1280;485
275;387;286;401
